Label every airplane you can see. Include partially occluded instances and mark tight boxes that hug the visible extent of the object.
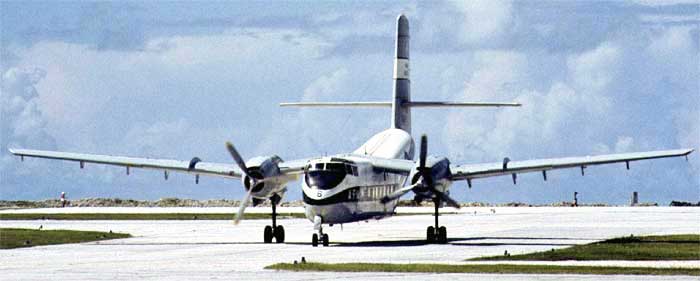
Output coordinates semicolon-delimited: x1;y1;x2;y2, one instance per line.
9;15;694;247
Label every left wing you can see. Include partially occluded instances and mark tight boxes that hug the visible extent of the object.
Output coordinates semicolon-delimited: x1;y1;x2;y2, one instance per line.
9;148;309;180
450;149;694;184
9;148;243;179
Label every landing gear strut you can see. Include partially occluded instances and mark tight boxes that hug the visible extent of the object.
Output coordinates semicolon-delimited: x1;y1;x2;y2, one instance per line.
311;215;329;247
426;198;447;244
264;195;285;243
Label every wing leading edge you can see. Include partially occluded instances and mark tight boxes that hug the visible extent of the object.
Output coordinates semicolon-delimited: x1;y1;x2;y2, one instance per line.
450;149;694;183
9;148;244;179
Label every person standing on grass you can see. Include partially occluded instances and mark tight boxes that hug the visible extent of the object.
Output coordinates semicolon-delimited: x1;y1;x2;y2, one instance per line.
60;192;66;207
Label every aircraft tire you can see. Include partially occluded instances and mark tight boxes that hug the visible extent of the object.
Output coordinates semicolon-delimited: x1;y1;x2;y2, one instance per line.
322;234;329;247
427;226;435;243
312;233;319;247
274;225;285;243
264;225;273;243
438;226;447;244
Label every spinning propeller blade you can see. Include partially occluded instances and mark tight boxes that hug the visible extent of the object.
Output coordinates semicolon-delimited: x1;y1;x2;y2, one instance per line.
226;142;249;178
380;134;460;209
417;135;459;209
234;186;255;225
225;141;258;224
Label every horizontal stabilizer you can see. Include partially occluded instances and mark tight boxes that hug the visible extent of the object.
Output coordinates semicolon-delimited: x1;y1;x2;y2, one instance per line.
407;101;521;107
280;101;521;108
280;101;392;107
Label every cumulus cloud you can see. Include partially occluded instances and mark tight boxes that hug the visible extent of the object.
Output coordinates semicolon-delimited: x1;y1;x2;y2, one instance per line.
1;67;57;176
443;40;630;163
567;42;621;94
290;68;381;154
451;0;513;44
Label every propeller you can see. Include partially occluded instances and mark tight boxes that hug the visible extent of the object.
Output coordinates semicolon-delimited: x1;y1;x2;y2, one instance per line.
226;141;262;225
381;134;460;209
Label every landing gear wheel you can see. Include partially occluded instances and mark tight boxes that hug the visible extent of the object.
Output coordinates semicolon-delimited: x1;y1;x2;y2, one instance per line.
322;233;329;247
264;225;273;243
312;233;319;247
274;225;285;243
426;226;435;243
438;226;447;244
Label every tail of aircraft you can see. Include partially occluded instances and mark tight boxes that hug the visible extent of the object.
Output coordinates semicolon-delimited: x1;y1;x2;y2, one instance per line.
280;14;520;135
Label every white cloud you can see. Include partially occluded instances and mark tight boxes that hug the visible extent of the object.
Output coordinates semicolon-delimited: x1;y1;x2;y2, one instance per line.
451;0;513;44
12;28;333;151
567;42;621;94
444;42;628;162
647;26;698;84
1;67;57;176
301;68;350;102
614;136;635;153
648;26;694;57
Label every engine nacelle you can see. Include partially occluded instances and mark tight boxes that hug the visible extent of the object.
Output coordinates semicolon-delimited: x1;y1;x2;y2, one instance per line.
410;156;452;196
241;155;284;195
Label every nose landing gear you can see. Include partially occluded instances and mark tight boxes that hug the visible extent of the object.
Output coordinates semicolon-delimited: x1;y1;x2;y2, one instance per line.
311;215;329;247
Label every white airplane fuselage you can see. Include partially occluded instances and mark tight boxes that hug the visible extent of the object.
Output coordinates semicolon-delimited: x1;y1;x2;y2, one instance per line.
301;128;415;224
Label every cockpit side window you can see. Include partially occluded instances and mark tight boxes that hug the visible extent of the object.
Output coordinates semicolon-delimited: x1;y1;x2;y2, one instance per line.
344;164;359;176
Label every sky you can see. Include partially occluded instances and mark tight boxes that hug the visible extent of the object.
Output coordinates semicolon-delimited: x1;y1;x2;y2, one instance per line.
1;1;698;205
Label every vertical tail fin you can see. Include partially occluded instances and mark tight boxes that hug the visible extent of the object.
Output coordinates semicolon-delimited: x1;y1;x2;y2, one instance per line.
392;14;411;134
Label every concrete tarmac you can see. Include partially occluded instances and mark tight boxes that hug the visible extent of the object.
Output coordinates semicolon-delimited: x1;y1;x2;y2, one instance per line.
1;207;698;280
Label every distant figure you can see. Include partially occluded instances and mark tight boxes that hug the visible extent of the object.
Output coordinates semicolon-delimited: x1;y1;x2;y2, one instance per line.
631;191;639;206
60;192;67;207
573;191;578;207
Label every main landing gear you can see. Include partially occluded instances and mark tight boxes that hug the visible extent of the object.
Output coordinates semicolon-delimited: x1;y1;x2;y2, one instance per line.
263;195;285;243
311;215;329;247
426;198;447;244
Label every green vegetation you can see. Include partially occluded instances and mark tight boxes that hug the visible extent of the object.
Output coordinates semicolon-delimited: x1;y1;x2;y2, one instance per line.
0;228;130;249
265;262;700;276
470;234;700;261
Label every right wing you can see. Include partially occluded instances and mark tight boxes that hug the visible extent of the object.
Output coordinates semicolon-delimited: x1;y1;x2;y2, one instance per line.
450;149;694;183
9;148;245;179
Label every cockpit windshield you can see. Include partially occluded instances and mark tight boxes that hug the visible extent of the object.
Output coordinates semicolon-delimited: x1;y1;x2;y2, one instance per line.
305;162;357;190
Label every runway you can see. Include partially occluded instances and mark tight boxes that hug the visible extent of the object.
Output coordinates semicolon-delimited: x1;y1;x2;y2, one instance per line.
1;207;698;280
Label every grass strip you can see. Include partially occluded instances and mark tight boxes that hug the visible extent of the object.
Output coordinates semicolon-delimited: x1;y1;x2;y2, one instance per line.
1;228;130;249
470;234;700;261
265;262;699;276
